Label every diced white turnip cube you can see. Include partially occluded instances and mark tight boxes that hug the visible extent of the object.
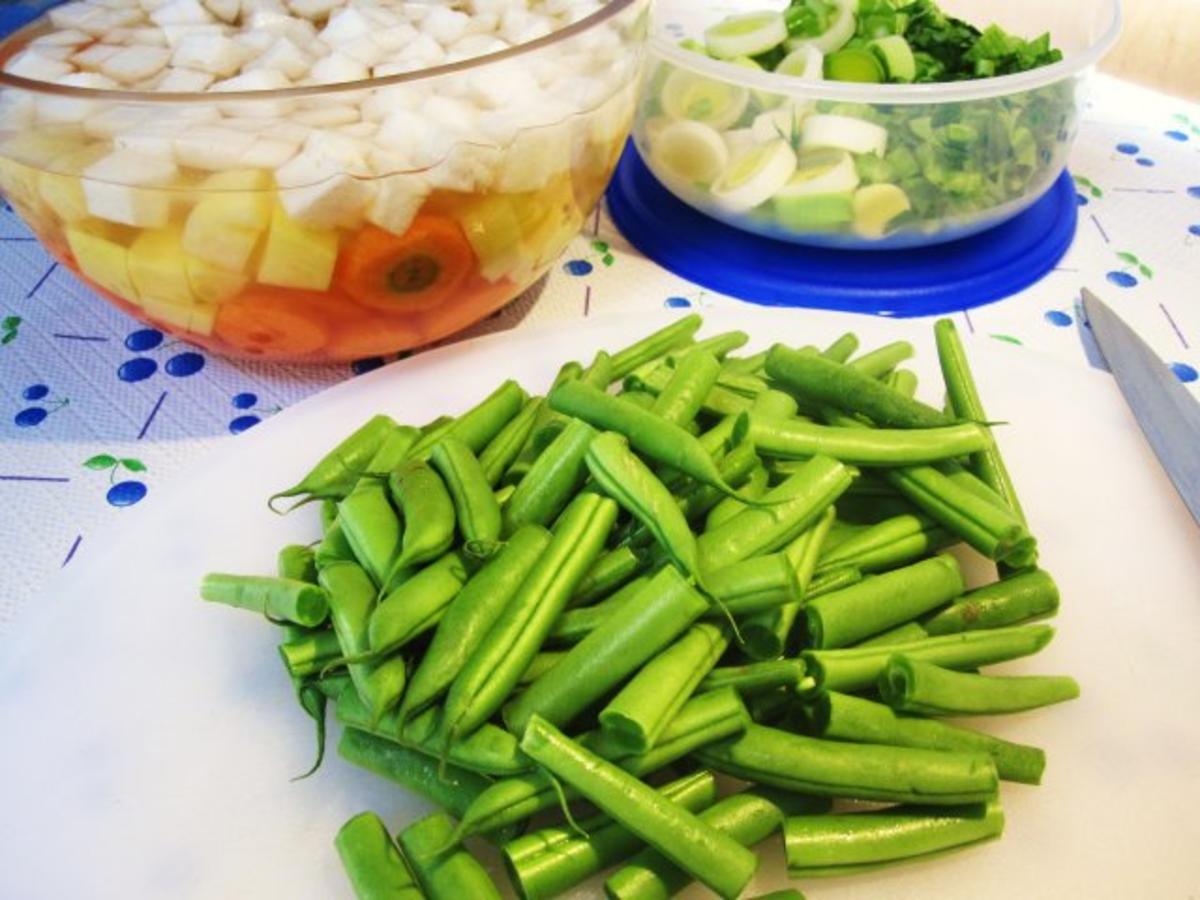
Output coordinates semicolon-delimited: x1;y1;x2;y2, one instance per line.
376;107;445;165
338;121;376;139
467;64;539;109
287;0;343;20
293;104;359;127
84;103;154;137
445;34;508;62
83;149;178;227
210;69;296;116
174;125;257;169
0;90;36;129
303;129;372;174
425;142;499;192
203;0;240;23
275;150;373;228
239;0;286;14
270;122;311;143
308;51;368;84
150;0;212;25
423;95;481;135
338;34;388;67
371;23;418;51
360;84;421;121
319;6;372;43
47;2;107;33
496;120;572;191
466;0;519;15
115;123;176;156
161;22;230;46
394;32;446;68
6;49;76;81
124;26;170;45
509;16;553;45
171;33;253;76
31;28;92;47
240;136;299;168
155;66;215;90
246;36;312;79
233;30;276;53
365;170;428;234
422;6;471;46
464;12;498;35
71;43;121;70
99;44;172;82
37;72;117;124
260;15;317;46
27;44;78;62
92;0;145;10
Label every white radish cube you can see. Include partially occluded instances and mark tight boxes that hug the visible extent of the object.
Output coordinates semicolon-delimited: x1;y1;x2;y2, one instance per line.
376;107;445;165
365;171;428;235
38;72;117;124
446;34;508;62
26;44;77;62
71;43;122;70
203;0;240;23
48;2;105;31
360;84;420;121
260;15;317;46
308;51;368;85
216;117;267;131
464;12;498;35
161;22;230;45
174;126;257;169
0;90;36;129
246;36;312;79
495;121;571;192
275;151;373;229
467;64;539;109
303;129;372;174
115;124;176;156
6;50;76;81
293;104;359;127
510;16;552;45
239;0;286;14
155;66;215;90
319;7;372;43
31;29;92;47
423;96;480;135
287;0;343;20
171;33;253;76
80;8;148;38
239;137;299;168
338;34;388;67
338;121;376;139
83;150;178;227
150;0;213;25
99;44;172;82
425;143;499;192
359;5;401;28
210;69;296;117
401;32;447;67
422;6;470;46
124;26;170;45
232;30;277;53
371;23;418;51
84;104;154;137
466;0;520;15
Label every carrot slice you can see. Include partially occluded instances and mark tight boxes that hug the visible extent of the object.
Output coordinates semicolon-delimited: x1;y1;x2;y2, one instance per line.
335;217;477;313
215;287;332;358
326;316;423;360
419;275;522;342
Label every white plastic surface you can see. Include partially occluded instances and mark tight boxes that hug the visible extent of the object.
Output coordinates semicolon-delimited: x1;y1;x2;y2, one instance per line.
0;307;1197;899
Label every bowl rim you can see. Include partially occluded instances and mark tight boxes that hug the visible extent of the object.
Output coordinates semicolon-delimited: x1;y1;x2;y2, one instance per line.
0;0;641;102
650;0;1122;104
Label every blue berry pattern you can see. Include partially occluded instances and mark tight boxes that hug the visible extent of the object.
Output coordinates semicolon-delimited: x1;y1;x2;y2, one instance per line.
83;454;148;507
1044;310;1073;327
227;392;280;435
1106;251;1153;289
14;384;68;427
1073;175;1102;207
563;240;616;277
118;328;206;383
1170;363;1198;384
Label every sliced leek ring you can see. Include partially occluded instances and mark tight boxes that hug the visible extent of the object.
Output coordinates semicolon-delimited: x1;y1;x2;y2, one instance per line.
660;68;750;131
722;127;759;158
750;104;811;144
776;149;860;197
710;138;797;212
704;11;788;60
786;0;856;55
774;192;855;231
776;44;824;81
852;182;912;238
650;120;730;186
801;113;889;156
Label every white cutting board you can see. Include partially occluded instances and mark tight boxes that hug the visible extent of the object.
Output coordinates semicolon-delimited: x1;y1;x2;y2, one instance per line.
1;308;1198;900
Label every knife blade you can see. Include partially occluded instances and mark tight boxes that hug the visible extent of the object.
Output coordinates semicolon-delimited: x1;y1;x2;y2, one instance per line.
1082;288;1200;525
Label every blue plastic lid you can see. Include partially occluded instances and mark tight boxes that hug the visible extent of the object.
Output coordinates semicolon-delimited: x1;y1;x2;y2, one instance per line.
607;144;1078;317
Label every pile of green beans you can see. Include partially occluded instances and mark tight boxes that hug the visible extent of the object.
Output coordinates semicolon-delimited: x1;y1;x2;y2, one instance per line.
202;314;1078;899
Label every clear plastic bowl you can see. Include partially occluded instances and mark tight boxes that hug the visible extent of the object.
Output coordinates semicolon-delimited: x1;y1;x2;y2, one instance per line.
0;0;648;362
634;0;1121;250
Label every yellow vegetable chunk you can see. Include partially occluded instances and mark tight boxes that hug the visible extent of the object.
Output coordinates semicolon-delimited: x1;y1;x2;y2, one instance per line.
67;224;137;300
257;205;339;291
39;145;111;223
181;169;274;272
128;226;197;306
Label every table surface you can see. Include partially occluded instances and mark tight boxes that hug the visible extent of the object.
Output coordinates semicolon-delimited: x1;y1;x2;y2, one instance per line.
1;74;1198;637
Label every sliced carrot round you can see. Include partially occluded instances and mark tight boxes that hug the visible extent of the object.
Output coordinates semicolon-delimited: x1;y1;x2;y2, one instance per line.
335;217;476;314
215;287;332;359
419;275;522;343
325;316;423;360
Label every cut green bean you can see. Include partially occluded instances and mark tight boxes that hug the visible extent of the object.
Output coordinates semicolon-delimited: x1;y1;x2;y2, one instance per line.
502;771;718;900
399;813;502;900
551;575;653;645
201;573;328;627
822;332;859;363
279;629;341;679
723;348;768;375
428;436;501;548
748;415;992;466
856;621;929;647
805;554;964;649
363;425;421;478
382;461;456;590
699;659;807;696
479;398;542;487
503;418;596;534
520;716;759;900
817;513;953;574
785;797;1003;877
408;380;527;459
582;349;614;390
705;465;769;531
506;566;710;734
631;363;754;417
650;349;721;428
886;368;919;397
368;551;470;655
808;691;1046;784
689;329;749;360
695;723;998;805
315;518;355;570
803;624;1055;693
572;544;650;608
519;651;567;686
321;498;339;532
704;554;802;617
277;544;317;584
270;414;396;511
599;622;729;754
609;313;702;381
752;388;800;419
848;340;914;378
400;525;551;723
335;811;423;900
880;655;1080;715
924;569;1059;635
338;481;402;588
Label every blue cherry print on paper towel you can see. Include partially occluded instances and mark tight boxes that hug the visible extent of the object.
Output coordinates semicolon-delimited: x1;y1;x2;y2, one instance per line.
119;327;206;382
83;454;148;507
563;240;616;276
1113;143;1154;167
1188;186;1200;200
1170;363;1198;384
228;391;280;435
125;328;163;352
564;259;593;276
14;383;68;427
165;351;204;377
1106;251;1153;289
1044;310;1073;328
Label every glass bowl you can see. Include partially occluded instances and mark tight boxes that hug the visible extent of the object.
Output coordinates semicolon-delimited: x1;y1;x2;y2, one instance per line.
633;0;1120;250
0;0;648;362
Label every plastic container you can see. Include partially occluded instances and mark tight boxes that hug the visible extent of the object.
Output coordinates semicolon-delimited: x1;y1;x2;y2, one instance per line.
633;0;1120;250
0;0;648;362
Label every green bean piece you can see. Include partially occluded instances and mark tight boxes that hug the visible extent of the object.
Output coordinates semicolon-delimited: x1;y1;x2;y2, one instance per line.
321;498;339;532
548;381;750;500
805;554;964;650
400;526;552;723
585;432;703;584
506;566;711;734
337;691;528;777
450;688;748;841
519;651;566;686
428;436;501;547
696;723;998;805
279;628;342;678
381;461;456;591
803;624;1055;693
784;797;1004;877
270;413;396;511
338;727;491;821
696;413;741;457
502;771;718;900
856;621;929;647
631;363;754;417
650;349;721;428
363;425;422;478
766;344;952;428
821;332;859;363
319;561;406;718
748;415;992;466
315;518;355;571
848;340;915;378
200;573;329;627
935;318;1026;522
619;389;657;409
817;512;953;574
520;716;759;900
399;813;502;900
723;348;768;375
572;544;650;607
751;891;807;900
702;554;801;617
688;329;749;360
503;418;596;534
581;349;614;390
697;456;852;573
277;544;317;583
886;368;919;397
551;575;653;645
752;388;800;419
477;397;542;487
599;622;729;754
704;465;769;531
808;691;1046;784
441;492;617;743
699;658;807;696
338;481;402;588
717;370;770;399
505;365;583;485
609;313;702;381
368;551;470;655
740;504;837;661
409;379;527;460
924;569;1060;635
674;440;761;525
335;811;423;900
880;655;1080;716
